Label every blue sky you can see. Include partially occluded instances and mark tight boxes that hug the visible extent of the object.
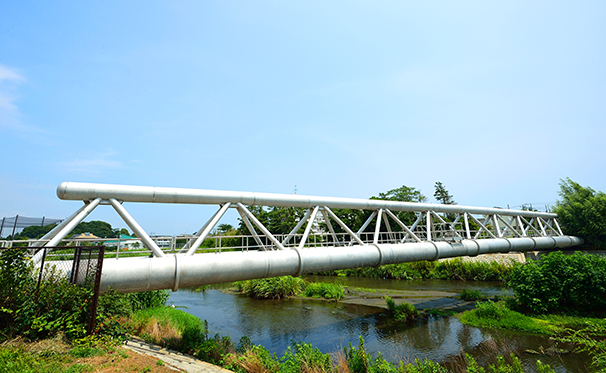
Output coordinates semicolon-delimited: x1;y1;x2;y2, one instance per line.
1;1;605;235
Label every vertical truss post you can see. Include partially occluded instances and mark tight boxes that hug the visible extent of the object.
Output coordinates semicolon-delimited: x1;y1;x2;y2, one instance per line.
426;211;432;242
373;209;383;244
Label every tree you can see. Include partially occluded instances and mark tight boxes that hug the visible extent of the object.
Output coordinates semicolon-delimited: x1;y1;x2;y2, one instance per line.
71;220;115;238
434;181;456;221
553;178;606;249
372;185;427;228
16;224;57;239
434;181;455;205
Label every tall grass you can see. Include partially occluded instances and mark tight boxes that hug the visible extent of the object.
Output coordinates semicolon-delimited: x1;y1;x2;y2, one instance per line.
303;282;344;300
237;276;306;299
317;258;513;282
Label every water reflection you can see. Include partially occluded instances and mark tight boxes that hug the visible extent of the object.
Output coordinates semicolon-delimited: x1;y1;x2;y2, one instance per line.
169;278;586;373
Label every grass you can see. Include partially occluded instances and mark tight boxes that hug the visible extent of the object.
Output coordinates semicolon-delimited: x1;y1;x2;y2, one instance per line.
303;282;344;300
316;257;514;282
459;301;576;335
128;306;207;348
237;276;305;299
460;289;486;301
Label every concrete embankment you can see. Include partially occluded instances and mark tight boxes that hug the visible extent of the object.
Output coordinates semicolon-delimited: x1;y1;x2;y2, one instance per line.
124;336;233;373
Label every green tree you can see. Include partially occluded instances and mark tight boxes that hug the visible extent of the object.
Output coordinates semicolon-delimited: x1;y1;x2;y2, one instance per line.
434;181;455;205
553;178;606;249
371;185;427;227
16;223;57;239
71;220;115;238
434;181;456;221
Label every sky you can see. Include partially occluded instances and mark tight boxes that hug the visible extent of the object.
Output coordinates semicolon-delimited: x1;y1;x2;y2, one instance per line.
1;1;605;235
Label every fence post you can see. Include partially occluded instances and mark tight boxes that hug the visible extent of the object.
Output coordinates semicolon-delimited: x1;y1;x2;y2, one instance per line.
87;246;105;335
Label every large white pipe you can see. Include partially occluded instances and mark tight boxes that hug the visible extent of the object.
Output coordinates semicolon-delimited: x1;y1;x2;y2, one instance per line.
99;235;583;293
57;182;557;219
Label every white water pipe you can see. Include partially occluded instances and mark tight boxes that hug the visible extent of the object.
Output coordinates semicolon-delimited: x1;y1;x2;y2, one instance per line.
57;182;557;219
99;235;582;293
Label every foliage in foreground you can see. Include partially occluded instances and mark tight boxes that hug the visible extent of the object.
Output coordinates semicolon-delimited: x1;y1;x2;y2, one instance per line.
557;321;606;373
223;335;555;373
509;251;606;316
0;248;169;342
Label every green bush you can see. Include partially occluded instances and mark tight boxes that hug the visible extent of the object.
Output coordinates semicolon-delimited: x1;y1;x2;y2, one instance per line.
385;296;419;322
303;282;344;300
0;248;148;342
237;276;305;299
317;258;512;282
509;251;606;316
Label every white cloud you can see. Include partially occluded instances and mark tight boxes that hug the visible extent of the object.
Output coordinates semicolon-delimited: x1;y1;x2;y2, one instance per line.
62;149;125;177
0;64;24;111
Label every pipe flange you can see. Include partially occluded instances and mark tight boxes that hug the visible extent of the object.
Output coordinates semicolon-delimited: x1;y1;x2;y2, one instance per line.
292;247;304;277
368;244;383;268
428;241;440;261
172;255;181;292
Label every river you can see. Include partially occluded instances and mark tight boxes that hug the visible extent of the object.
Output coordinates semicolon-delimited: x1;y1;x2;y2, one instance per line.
168;277;589;373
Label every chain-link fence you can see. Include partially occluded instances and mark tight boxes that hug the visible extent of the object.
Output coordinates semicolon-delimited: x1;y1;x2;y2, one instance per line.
0;215;63;238
35;246;105;335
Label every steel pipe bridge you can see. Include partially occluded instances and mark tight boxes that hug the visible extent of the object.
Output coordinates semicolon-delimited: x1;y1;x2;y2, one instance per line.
23;182;582;293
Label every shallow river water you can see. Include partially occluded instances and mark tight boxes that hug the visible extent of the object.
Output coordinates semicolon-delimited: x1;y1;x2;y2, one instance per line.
168;277;590;373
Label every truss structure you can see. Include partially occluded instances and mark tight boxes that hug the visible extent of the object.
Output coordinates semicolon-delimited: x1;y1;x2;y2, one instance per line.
25;182;562;259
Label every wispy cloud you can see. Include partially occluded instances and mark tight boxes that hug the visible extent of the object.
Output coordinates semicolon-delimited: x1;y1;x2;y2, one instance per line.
61;149;125;177
0;64;46;135
0;64;25;129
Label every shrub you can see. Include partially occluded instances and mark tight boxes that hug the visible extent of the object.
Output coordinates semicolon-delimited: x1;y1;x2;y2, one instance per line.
509;251;606;316
237;276;305;299
385;296;419;322
553;178;606;249
303;282;344;300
